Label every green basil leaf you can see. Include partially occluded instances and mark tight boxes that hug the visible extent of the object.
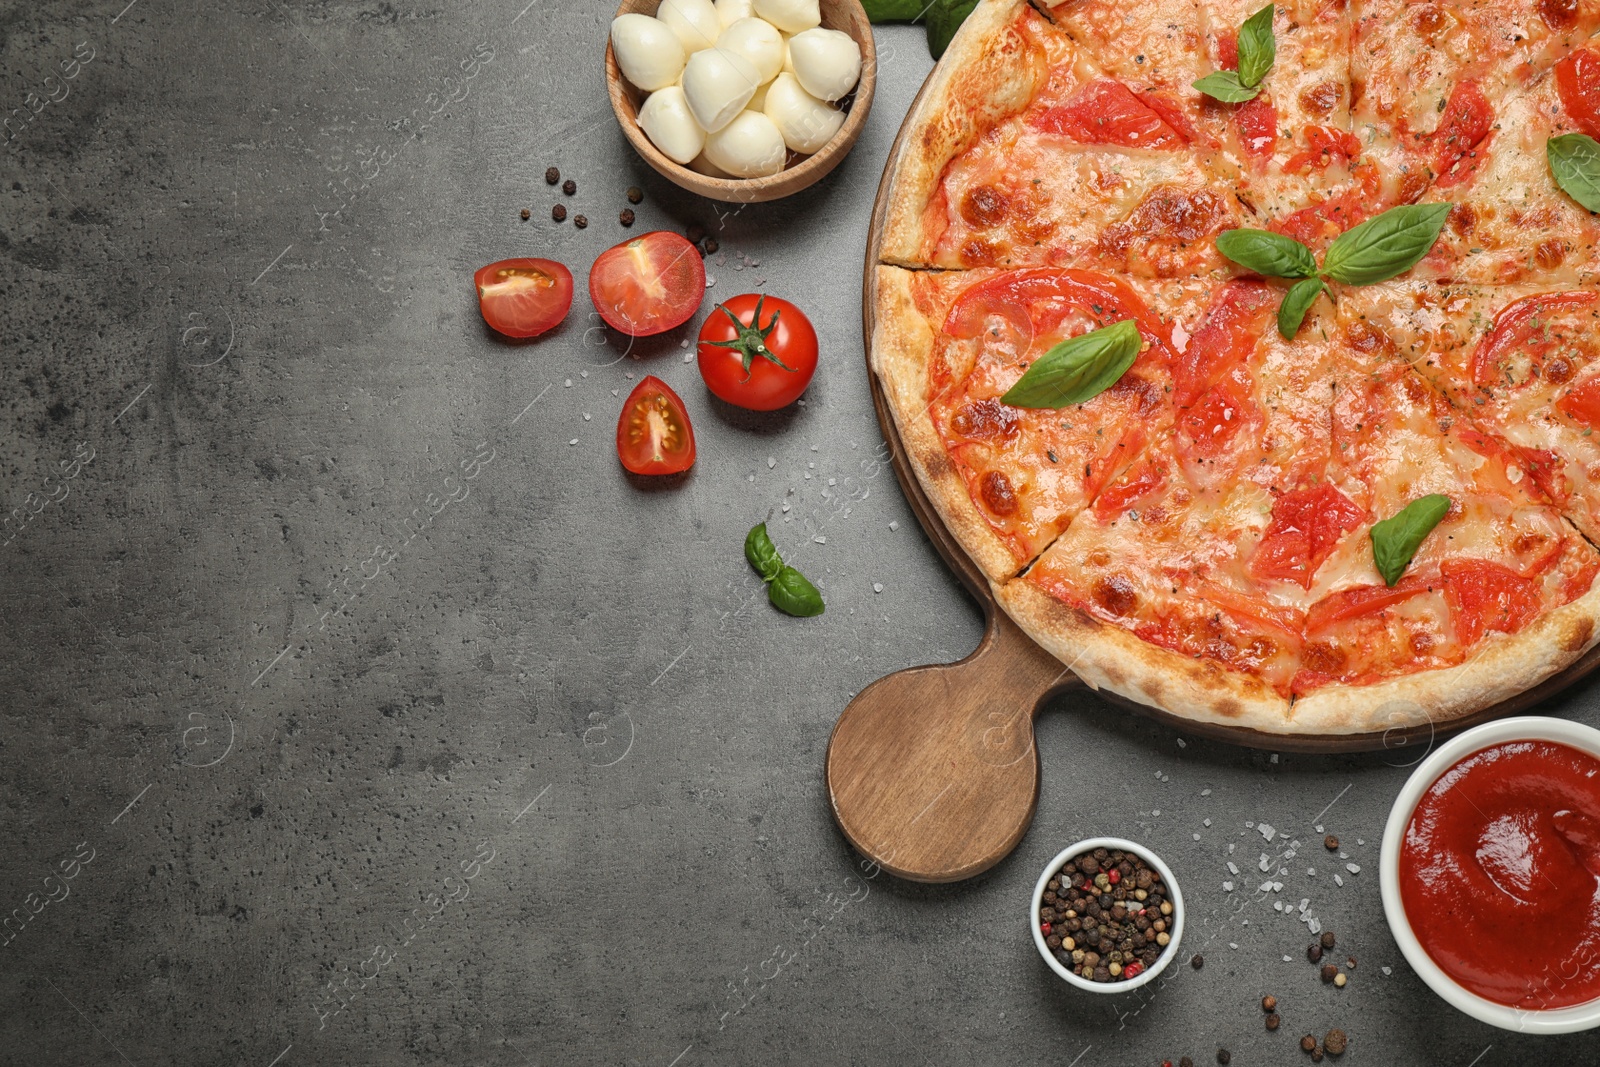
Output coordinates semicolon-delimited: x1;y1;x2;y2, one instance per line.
1193;70;1260;103
999;319;1143;409
1370;494;1451;587
744;522;783;583
1236;4;1276;88
1216;228;1317;279
1549;133;1600;213
926;0;981;59
859;0;928;20
1321;203;1451;286
1277;278;1325;340
769;566;825;617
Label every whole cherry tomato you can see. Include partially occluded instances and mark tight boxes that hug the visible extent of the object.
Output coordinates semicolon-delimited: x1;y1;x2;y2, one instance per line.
696;294;818;411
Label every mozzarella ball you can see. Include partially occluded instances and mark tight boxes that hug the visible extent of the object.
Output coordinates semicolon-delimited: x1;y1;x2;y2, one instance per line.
611;13;687;91
763;72;843;153
718;17;786;85
658;0;721;53
704;110;788;177
638;86;706;165
787;27;860;102
689;151;734;178
753;0;820;33
714;0;755;26
681;46;762;133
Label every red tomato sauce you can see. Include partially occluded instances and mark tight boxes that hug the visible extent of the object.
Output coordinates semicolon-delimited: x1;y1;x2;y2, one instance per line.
1400;740;1600;1009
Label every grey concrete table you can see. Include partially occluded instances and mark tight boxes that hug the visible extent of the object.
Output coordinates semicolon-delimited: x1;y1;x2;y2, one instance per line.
1;3;1593;1064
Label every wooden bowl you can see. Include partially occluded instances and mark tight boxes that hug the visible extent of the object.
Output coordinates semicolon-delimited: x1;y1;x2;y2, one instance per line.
605;0;877;203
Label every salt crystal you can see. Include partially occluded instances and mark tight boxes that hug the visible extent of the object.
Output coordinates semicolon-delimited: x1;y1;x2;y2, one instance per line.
1260;881;1274;892
582;413;591;421
1314;824;1324;833
683;353;693;362
1203;818;1212;827
889;521;900;531
828;478;836;486
747;474;755;482
1340;852;1349;859
1283;955;1293;962
581;370;589;378
781;503;790;513
873;583;883;593
1202;788;1212;796
1357;839;1365;846
1270;753;1279;763
810;445;819;452
1273;901;1283;911
1259;823;1276;842
568;439;578;446
1177;739;1187;748
706;277;716;288
612;389;619;396
564;379;572;387
1284;850;1296;859
1346;863;1361;874
804;472;812;479
808;462;816;469
1273;882;1283;892
1229;943;1239;950
1223;881;1234;891
1258;855;1271;872
768;457;776;468
814;536;826;544
1298;899;1310;912
680;339;690;348
1228;843;1236;854
1228;862;1240;875
1308;917;1322;935
1307;868;1316;877
1155;771;1163;779
1382;966;1393;976
1334;874;1344;887
1246;821;1255;828
1193;833;1201;841
1153;810;1161;816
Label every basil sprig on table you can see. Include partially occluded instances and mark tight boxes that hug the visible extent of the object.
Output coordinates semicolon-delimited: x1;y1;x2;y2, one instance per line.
1216;203;1452;338
1370;495;1451;587
1194;4;1276;103
860;0;980;60
1000;319;1143;409
1549;133;1600;213
745;523;825;617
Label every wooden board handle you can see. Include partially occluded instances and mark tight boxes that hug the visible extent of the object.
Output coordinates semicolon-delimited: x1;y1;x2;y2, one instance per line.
826;609;1081;883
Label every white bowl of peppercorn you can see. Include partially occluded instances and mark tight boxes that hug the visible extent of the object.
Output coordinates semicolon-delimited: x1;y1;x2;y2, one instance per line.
1032;837;1184;993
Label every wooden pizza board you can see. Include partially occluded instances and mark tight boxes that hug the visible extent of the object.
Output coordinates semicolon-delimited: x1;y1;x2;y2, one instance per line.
824;53;1600;884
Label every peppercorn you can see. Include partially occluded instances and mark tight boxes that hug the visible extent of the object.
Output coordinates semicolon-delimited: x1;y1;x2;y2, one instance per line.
1320;931;1336;949
562;179;576;195
1324;834;1339;850
519;208;530;220
1192;954;1204;970
1217;1050;1231;1065
1266;1014;1280;1031
574;214;588;229
1311;1048;1324;1063
552;204;567;222
1333;972;1347;988
686;223;706;244
545;166;559;185
1301;1035;1317;1053
1180;1059;1194;1067
704;237;720;255
1346;956;1357;969
1262;995;1277;1012
1108;868;1121;885
1308;943;1323;963
1321;963;1338;983
620;208;635;227
1324;1029;1347;1056
627;186;643;204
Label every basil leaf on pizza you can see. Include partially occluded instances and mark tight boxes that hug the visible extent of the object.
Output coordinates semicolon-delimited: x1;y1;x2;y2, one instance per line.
1193;70;1260;103
1277;278;1325;340
1236;4;1277;89
768;566;825;617
1000;319;1143;409
1322;203;1451;285
745;522;784;582
1549;133;1600;213
1370;495;1451;587
1216;228;1317;279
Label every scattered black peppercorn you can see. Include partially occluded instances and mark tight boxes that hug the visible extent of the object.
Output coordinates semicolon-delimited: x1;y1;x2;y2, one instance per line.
520;208;531;220
1324;1029;1347;1057
686;223;706;243
1321;963;1338;983
1217;1050;1231;1065
704;237;719;254
1308;943;1323;963
1266;1013;1281;1031
1262;995;1277;1012
552;204;567;222
1311;1048;1324;1063
574;214;588;229
627;186;644;204
545;166;560;185
562;179;576;195
620;208;635;227
1191;954;1204;970
1301;1035;1317;1053
1321;931;1336;950
1324;835;1339;850
1179;1059;1193;1067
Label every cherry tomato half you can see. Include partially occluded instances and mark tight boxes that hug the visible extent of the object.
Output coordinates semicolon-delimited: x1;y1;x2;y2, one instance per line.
473;258;573;338
696;294;819;411
588;231;706;337
616;375;696;475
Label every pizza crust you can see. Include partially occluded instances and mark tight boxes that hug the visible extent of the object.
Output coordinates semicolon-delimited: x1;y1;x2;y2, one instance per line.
996;577;1295;732
879;0;1046;267
871;265;1023;580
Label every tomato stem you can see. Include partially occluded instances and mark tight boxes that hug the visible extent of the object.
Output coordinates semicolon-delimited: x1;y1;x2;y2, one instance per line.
705;296;796;380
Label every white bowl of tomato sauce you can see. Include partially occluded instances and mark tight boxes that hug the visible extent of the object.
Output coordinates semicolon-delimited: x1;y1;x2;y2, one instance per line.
1381;716;1600;1033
